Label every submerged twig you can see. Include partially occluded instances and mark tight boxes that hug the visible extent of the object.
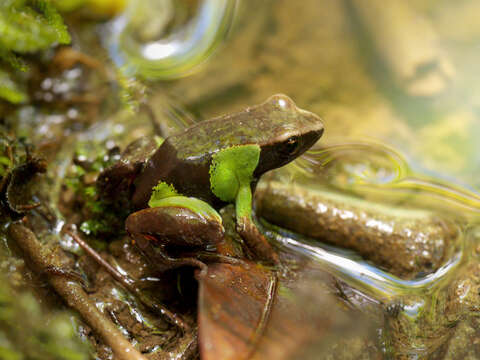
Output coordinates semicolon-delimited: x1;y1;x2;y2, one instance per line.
8;222;147;360
66;228;190;331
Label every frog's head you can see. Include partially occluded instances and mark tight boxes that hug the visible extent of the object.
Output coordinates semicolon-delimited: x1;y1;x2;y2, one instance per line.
253;94;324;177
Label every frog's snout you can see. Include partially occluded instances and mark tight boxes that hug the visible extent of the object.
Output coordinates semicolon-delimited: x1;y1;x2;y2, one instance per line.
301;109;324;143
316;125;324;140
301;122;324;154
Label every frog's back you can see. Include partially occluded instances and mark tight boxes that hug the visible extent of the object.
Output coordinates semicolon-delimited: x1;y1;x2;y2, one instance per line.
130;137;217;210
168;95;313;161
97;136;158;209
131;94;324;209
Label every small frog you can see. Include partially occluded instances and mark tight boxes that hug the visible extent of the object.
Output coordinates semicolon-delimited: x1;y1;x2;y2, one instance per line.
97;94;323;270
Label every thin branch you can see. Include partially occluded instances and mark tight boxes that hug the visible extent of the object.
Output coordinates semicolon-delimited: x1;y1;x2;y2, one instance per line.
66;228;190;331
8;222;147;360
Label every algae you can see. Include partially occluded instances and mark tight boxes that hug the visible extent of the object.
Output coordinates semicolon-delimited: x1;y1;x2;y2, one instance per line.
0;0;70;103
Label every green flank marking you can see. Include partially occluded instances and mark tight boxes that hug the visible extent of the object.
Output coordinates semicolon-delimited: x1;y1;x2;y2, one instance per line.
148;181;179;207
209;144;260;203
149;196;222;224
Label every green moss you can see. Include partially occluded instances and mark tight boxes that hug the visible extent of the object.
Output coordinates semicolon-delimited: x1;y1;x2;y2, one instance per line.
66;146;127;237
0;69;27;104
154;136;164;147
0;143;13;177
0;0;71;103
80;218;110;236
0;0;70;54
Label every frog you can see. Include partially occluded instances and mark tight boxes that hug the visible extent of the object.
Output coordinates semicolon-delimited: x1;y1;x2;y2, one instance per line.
97;94;324;272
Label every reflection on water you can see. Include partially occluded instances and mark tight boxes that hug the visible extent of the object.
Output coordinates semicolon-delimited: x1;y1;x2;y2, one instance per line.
299;141;409;185
256;139;480;358
258;142;472;294
260;139;480;284
105;0;238;79
263;222;462;298
294;141;480;216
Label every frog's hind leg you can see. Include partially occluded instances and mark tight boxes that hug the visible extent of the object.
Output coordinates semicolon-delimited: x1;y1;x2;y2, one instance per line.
125;203;225;276
131;233;208;278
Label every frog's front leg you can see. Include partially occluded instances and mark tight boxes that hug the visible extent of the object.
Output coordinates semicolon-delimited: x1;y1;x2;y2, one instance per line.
235;184;280;265
209;144;280;265
125;196;225;275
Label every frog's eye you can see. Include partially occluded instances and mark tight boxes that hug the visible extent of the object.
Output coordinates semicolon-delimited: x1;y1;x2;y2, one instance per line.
285;136;300;155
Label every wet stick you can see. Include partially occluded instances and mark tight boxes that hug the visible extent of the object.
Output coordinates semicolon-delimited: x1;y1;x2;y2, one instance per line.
8;222;147;360
256;181;459;279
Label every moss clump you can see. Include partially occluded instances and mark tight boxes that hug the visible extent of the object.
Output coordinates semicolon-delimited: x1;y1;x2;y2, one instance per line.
64;145;128;237
0;0;71;104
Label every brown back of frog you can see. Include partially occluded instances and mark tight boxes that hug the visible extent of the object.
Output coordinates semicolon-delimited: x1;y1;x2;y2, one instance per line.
131;94;324;210
96;136;158;210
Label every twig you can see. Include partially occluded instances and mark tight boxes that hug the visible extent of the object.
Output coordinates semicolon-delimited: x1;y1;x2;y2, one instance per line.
8;222;147;360
66;228;190;331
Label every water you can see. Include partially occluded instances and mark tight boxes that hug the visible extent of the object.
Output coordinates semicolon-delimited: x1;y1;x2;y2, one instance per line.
263;223;464;299
102;1;480;357
295;141;480;217
105;0;238;79
255;138;480;357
